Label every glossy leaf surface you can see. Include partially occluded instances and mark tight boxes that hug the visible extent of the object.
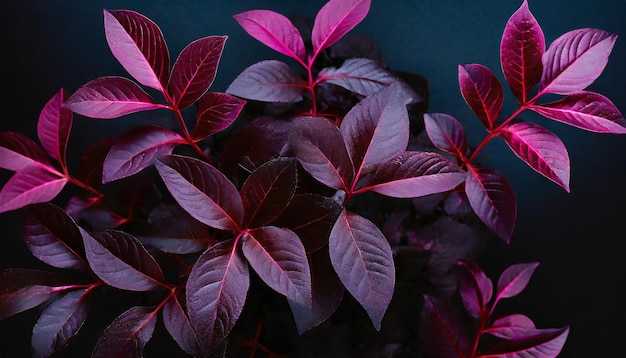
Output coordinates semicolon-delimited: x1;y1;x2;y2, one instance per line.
312;0;371;54
193;92;246;141
317;58;397;96
0;167;67;214
0;269;68;320
423;113;467;159
0;132;51;171
163;296;201;357
457;260;493;319
92;306;158;358
480;326;569;358
485;314;536;340
458;64;503;129
496;262;540;301
37;88;72;163
226;60;305;102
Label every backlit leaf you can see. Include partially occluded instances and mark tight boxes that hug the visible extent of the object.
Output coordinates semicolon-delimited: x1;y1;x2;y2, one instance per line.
226;60;305;103
480;326;569;358
423;113;467;159
312;0;372;55
456;259;493;319
37;88;73;163
193;92;246;141
495;262;540;302
0;167;67;214
92;306;158;358
485;314;536;340
317;58;398;96
0;269;69;320
0;132;51;171
458;64;503;129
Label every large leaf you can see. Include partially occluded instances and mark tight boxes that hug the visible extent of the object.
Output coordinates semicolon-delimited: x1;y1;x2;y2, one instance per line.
0;132;51;171
458;64;503;130
104;9;170;93
91;306;158;358
81;229;166;291
242;226;311;308
186;239;250;355
499;122;570;191
193;92;246;141
456;260;493;319
103;125;184;183
500;0;544;103
226;60;305;103
423;113;467;159
37;88;73;164
156;155;243;231
363;151;467;198
540;28;617;95
78;138;116;189
163;295;201;357
495;262;540;302
329;210;394;330
317;58;397;96
530;91;626;134
0;167;67;214
311;0;372;55
233;10;306;63
0;269;69;320
421;295;472;358
168;36;227;109
479;326;569;358
64;76;167;119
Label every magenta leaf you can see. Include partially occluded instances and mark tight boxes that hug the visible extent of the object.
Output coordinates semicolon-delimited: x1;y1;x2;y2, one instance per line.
465;167;516;242
495;262;540;302
364;151;467;198
311;0;372;55
242;226;311;308
423;113;468;159
78;138;116;189
91;306;158;358
456;260;493;319
458;64;503;130
193;92;246;141
540;28;617;95
37;88;73;164
31;288;90;357
64;76;167;119
480;326;569;358
0;132;51;171
0;167;67;214
500;0;545;104
163;296;201;357
23;203;87;271
530;91;626;134
291;116;354;191
0;269;69;320
81;229;166;291
485;314;536;340
226;60;305;102
233;10;306;63
155;155;244;231
500;122;570;191
329;210;394;330
317;58;398;96
103;9;170;93
421;295;472;358
240;157;297;228
168;36;226;109
102;125;184;183
186;239;249;355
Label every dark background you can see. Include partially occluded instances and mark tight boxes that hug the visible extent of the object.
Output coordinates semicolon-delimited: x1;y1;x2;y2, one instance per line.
1;0;625;357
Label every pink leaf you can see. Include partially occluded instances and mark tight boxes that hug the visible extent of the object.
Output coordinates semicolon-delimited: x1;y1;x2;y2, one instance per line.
155;155;243;231
64;76;167;119
317;58;398;96
500;122;570;191
500;0;545;103
0;132;51;171
530;91;626;134
311;0;372;55
458;64;503;130
168;36;226;109
421;295;472;358
78;138;116;189
226;60;305;103
163;296;201;357
193;92;246;141
485;314;536;340
0;167;67;214
0;269;69;320
465;167;516;242
540;28;617;94
456;260;493;319
103;9;170;93
233;10;306;63
91;306;158;358
186;239;249;355
479;326;569;358
37;88;73;163
495;262;540;302
103;125;184;183
423;113;468;159
329;210;394;330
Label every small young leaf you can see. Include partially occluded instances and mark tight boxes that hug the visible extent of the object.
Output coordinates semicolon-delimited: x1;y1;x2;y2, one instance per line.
456;260;493;319
0;132;51;171
37;88;73;164
458;64;503;130
64;76;167;119
193;92;246;141
0;167;67;214
163;296;201;357
91;306;158;358
226;60;305;103
317;58;398;96
311;0;372;55
423;113;468;159
0;269;69;320
421;295;472;358
485;314;536;340
495;262;540;302
480;326;569;358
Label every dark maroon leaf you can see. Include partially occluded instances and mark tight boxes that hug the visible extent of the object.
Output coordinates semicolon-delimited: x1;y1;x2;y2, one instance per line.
423;113;468;160
163;295;201;357
456;260;493;319
69;200;127;232
226;60;306;102
480;326;569;358
104;9;170;93
23;203;87;270
92;306;158;358
193;92;246;141
311;0;372;55
81;229;166;291
64;76;167;119
37;88;73;164
156;155;244;231
0;269;69;320
317;58;398;96
495;262;539;302
328;33;386;66
78;138;116;188
186;239;250;355
458;64;503;129
484;314;536;340
0;167;67;214
0;132;51;171
421;295;472;358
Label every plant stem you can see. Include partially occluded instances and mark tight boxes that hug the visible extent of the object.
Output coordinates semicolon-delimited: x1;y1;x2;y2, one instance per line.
172;108;215;165
67;176;104;198
306;63;318;116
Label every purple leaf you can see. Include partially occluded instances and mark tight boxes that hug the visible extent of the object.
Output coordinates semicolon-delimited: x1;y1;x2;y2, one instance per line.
500;122;570;191
456;260;493;319
104;9;170;93
328;34;386;66
500;0;545;103
240;157;297;228
458;64;503;130
91;306;158;358
540;28;617;95
423;113;468;159
155;155;243;231
186;239;249;355
233;10;306;63
64;76;167;119
421;295;472;358
0;167;67;214
168;36;226;109
81;229;166;291
23;203;87;270
329;210;394;330
31;288;90;357
480;326;569;358
311;0;372;55
163;295;201;357
0;132;51;171
291;116;354;191
485;314;536;340
0;269;69;320
465;167;516;242
495;262;540;302
364;151;467;198
530;91;626;134
226;60;305;103
242;226;311;308
37;88;73;163
103;125;184;183
193;92;246;141
317;58;398;96
78;138;116;189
